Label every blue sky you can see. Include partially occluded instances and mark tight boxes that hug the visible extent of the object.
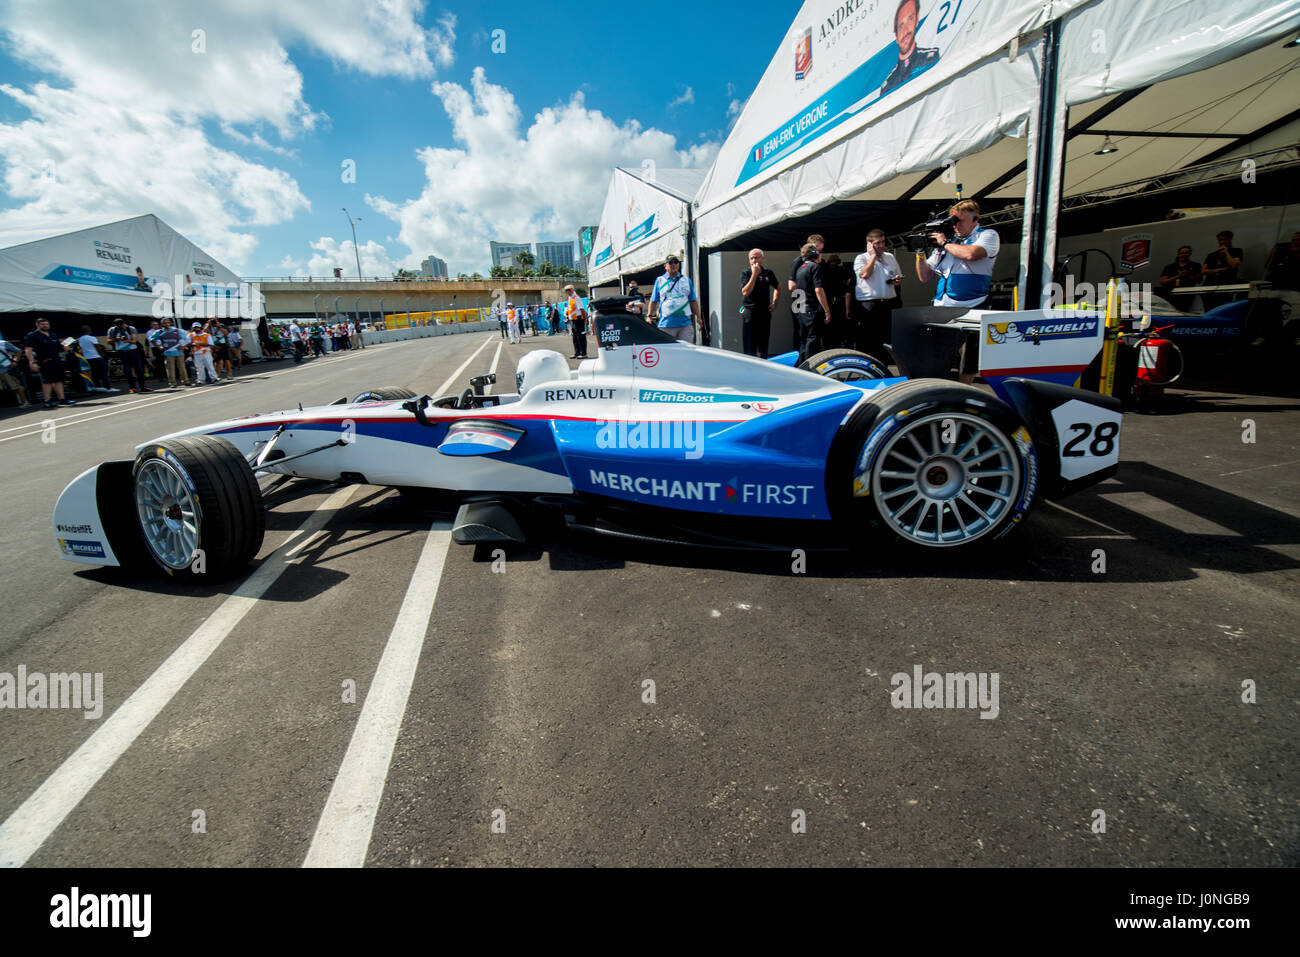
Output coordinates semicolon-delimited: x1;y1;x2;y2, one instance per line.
0;1;796;277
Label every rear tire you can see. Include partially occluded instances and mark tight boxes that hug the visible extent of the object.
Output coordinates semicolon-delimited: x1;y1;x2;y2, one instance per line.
799;348;891;381
132;435;264;578
353;387;417;402
829;379;1038;549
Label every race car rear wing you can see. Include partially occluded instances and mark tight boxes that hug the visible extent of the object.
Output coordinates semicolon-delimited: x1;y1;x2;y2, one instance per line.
889;306;1106;403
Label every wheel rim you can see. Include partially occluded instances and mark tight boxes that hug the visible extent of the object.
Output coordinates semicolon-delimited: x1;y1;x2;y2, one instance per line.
827;367;875;381
870;412;1021;547
135;458;201;569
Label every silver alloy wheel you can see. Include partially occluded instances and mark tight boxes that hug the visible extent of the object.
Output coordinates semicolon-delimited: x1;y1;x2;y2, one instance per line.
134;458;201;569
870;412;1021;547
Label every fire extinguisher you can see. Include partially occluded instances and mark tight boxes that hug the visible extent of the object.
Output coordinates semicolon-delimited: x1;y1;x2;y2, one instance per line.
1135;334;1172;397
1129;323;1183;405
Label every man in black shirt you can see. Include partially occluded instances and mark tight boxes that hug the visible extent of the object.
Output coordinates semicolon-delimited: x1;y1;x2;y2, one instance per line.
821;253;851;349
1202;230;1243;285
24;317;74;408
739;248;779;358
793;243;831;364
788;234;825;351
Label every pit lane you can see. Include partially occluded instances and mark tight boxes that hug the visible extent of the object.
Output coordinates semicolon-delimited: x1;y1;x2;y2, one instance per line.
1;332;1295;866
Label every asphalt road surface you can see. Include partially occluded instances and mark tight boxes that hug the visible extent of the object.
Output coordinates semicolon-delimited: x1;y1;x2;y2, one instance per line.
1;331;1296;867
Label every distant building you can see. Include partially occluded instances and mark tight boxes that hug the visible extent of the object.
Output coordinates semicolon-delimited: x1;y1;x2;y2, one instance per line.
420;255;448;279
536;241;576;270
489;241;530;268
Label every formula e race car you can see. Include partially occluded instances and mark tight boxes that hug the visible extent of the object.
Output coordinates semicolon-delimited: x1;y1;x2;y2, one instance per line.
53;297;1124;579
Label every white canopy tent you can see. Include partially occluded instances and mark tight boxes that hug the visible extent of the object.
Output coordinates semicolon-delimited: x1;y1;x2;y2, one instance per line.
588;167;706;287
694;0;1300;307
0;213;260;323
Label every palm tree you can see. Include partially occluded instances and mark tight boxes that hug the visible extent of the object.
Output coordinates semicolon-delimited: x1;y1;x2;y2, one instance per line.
515;250;535;271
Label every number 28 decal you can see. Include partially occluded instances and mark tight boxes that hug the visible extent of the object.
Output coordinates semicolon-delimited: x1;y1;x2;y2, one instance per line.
1062;421;1118;458
1050;399;1121;481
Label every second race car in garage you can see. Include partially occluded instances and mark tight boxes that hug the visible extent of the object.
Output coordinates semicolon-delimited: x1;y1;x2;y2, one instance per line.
52;296;1124;579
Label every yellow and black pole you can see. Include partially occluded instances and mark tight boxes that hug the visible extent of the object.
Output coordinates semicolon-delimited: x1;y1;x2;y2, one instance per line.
1098;278;1121;396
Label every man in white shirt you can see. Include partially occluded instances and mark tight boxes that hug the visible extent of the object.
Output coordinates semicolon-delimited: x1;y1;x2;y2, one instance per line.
915;199;1000;383
850;229;902;362
77;325;113;392
288;320;306;363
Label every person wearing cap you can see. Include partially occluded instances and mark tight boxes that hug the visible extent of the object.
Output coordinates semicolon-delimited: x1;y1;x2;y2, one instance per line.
189;321;219;384
506;302;521;344
157;318;188;388
106;317;149;393
648;255;702;343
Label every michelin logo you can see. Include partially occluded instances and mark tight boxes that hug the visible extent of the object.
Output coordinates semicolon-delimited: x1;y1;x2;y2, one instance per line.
987;320;1098;344
57;539;106;559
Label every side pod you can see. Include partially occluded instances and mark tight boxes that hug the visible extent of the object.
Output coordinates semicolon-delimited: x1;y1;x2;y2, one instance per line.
52;461;146;568
999;378;1123;499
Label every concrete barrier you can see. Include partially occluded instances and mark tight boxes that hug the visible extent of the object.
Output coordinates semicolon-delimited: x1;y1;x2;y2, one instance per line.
362;320;496;346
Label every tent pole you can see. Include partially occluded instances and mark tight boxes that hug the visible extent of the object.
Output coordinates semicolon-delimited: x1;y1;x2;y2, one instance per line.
1021;18;1062;310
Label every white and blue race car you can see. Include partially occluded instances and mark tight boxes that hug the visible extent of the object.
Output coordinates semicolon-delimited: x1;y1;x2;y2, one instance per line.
53;296;1123;578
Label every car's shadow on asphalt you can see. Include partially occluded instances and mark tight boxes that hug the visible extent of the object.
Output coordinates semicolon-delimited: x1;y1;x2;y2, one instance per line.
456;461;1300;584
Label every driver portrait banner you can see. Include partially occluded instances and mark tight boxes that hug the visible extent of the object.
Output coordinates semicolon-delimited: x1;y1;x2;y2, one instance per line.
737;0;984;187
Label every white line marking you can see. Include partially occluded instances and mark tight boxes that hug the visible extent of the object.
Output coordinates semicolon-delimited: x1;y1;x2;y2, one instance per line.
303;522;453;868
486;341;503;395
433;336;495;398
0;486;358;868
1218;458;1300;477
1043;499;1128;535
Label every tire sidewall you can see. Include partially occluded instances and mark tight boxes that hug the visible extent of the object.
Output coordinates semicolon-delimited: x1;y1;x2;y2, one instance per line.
799;349;890;381
838;385;1039;548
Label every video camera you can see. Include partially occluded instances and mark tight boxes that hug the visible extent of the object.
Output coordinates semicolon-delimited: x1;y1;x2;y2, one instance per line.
906;214;959;254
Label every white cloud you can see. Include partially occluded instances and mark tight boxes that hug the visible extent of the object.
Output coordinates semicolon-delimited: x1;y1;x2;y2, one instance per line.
302;236;397;279
0;0;456;268
0;82;308;266
669;86;696;109
367;68;720;275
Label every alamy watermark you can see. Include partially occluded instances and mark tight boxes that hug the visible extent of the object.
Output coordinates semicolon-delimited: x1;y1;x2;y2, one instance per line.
595;419;705;460
1045;276;1152;319
151;276;259;321
0;666;103;719
890;665;999;719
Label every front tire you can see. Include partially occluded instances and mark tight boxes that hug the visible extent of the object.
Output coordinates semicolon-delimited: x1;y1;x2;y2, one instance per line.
133;436;264;578
353;387;417;402
798;348;891;381
831;379;1038;549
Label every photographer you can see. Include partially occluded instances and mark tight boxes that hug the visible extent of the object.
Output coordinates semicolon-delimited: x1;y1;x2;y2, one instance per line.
914;199;999;383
